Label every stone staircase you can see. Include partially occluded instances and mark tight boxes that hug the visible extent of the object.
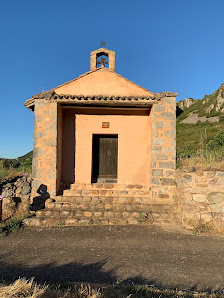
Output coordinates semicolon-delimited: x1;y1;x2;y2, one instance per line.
30;183;180;226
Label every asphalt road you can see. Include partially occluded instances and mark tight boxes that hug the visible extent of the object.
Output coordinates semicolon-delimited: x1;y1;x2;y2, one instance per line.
0;224;223;292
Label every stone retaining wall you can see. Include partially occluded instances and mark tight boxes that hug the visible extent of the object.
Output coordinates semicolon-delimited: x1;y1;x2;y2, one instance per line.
176;168;224;232
0;174;31;221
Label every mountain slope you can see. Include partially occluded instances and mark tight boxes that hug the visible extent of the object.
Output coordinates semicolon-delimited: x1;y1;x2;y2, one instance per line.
0;151;33;168
177;83;224;156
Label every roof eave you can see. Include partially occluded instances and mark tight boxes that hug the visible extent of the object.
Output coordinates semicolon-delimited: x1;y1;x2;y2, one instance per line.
24;98;35;111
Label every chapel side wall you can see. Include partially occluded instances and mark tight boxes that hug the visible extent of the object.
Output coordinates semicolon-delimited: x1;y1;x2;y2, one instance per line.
61;109;75;184
57;104;63;193
31;100;58;200
151;96;177;202
148;107;153;182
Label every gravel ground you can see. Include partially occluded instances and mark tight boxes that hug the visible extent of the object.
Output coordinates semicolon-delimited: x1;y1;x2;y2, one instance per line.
0;224;223;292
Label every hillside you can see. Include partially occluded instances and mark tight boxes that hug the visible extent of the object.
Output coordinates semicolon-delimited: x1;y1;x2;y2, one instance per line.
177;83;224;157
0;151;33;168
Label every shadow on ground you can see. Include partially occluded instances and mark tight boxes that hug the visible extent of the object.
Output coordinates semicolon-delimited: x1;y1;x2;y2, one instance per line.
0;259;146;284
0;259;216;294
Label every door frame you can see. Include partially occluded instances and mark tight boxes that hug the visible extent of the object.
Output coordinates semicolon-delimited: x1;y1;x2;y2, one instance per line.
91;134;118;183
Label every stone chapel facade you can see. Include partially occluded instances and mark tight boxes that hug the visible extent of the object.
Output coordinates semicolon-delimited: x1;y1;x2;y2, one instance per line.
25;48;178;225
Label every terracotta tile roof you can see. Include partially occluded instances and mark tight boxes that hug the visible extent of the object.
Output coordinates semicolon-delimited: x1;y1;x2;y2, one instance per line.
33;92;154;101
24;91;178;111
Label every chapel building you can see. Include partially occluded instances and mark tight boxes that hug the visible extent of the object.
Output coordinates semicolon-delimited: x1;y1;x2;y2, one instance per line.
25;48;177;224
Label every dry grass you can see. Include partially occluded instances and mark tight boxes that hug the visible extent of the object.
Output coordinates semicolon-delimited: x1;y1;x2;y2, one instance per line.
0;160;31;180
177;155;224;171
0;278;102;298
0;278;47;298
0;166;25;180
0;278;223;298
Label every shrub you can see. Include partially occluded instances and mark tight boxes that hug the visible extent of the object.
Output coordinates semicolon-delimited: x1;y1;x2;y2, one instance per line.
206;130;224;150
0;217;24;236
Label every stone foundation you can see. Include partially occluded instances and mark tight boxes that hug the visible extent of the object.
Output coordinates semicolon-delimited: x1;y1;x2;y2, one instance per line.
1;169;224;234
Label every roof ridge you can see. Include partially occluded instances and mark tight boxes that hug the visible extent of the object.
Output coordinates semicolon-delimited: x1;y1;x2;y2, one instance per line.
53;67;108;90
112;71;154;95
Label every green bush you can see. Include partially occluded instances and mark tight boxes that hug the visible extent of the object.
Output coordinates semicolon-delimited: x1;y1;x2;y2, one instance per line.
219;115;224;122
206;130;224;150
0;217;24;236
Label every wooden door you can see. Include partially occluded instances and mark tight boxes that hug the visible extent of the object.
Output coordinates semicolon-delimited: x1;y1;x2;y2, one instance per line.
92;135;118;182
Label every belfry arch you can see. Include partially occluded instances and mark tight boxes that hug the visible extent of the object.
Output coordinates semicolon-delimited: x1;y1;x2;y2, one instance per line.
90;48;115;72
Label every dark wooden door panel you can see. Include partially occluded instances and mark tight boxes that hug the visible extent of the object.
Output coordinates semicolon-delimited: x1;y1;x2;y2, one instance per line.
92;135;118;182
99;137;118;178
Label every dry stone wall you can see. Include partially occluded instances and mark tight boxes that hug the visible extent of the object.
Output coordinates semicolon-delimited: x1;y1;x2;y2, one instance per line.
176;168;224;232
0;174;31;221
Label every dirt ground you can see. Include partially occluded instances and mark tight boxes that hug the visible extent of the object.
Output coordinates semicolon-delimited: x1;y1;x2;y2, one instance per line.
0;224;223;292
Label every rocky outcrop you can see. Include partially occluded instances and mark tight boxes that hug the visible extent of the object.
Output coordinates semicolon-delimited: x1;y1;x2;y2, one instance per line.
215;83;224;112
0;174;31;220
177;83;224;123
203;84;224;114
178;98;194;110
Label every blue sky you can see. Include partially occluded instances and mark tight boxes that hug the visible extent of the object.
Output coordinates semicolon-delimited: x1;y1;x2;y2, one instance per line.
1;0;224;158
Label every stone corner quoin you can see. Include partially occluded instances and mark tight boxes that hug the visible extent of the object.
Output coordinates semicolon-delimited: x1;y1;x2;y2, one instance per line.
151;95;176;199
31;99;58;198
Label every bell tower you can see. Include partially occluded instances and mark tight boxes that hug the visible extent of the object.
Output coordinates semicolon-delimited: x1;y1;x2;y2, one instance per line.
90;47;115;72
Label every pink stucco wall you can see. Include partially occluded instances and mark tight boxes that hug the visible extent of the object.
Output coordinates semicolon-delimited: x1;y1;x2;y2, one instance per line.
74;111;151;185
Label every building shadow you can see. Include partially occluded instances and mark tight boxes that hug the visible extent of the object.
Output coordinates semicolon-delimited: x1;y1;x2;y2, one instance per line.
31;184;50;211
0;259;217;294
0;259;143;285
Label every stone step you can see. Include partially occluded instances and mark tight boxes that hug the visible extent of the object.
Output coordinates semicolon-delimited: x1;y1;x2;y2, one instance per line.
30;188;180;227
42;201;174;216
53;196;158;204
63;189;151;197
47;196;175;209
69;183;149;191
35;206;180;227
26;216;148;226
37;207;177;217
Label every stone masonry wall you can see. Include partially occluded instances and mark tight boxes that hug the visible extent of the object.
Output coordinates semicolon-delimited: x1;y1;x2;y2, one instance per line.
31;99;58;202
150;94;176;203
176;168;224;232
0;174;31;221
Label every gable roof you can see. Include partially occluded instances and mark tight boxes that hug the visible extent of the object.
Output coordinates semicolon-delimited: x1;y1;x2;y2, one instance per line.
54;67;154;97
25;67;179;111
